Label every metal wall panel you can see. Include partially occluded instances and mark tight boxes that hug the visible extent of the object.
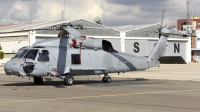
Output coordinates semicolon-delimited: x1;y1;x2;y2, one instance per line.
35;20;120;37
196;34;200;48
126;25;186;40
0;35;29;53
148;40;168;56
36;37;55;42
125;39;148;56
0;41;29;53
124;39;187;61
167;41;187;60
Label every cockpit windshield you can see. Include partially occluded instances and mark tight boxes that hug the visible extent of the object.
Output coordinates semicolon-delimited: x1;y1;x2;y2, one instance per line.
24;49;39;60
13;49;24;58
17;49;29;58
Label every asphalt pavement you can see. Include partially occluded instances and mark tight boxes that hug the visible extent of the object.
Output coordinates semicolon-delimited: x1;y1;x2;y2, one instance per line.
0;63;200;112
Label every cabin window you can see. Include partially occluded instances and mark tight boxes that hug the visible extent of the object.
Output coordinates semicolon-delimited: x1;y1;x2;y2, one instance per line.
24;49;39;60
71;54;81;64
38;50;49;62
18;49;29;58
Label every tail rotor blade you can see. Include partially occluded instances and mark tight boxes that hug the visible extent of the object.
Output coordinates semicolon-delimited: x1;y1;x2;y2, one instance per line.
160;9;165;27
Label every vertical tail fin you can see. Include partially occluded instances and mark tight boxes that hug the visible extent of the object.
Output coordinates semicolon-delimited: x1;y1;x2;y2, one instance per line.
147;28;170;68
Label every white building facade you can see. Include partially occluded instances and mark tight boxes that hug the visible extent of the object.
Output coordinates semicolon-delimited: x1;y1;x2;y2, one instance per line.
0;19;191;64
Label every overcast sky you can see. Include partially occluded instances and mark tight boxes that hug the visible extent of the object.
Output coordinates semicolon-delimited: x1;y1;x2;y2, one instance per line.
0;0;199;26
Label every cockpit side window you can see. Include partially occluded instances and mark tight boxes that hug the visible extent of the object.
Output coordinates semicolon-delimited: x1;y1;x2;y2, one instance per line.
24;49;39;60
18;49;29;58
38;50;49;62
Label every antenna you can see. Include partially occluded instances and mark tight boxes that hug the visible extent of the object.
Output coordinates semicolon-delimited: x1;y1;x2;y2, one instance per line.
186;0;192;34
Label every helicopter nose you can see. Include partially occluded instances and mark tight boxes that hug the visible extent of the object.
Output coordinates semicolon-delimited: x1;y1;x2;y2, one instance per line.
4;60;12;75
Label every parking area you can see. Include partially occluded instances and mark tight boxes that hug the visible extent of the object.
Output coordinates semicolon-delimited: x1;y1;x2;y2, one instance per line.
0;63;200;112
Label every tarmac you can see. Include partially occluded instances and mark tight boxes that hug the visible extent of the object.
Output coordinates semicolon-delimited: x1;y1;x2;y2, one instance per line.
0;63;200;112
111;63;200;81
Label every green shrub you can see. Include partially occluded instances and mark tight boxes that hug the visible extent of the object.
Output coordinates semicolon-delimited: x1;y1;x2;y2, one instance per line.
0;45;4;59
0;51;4;59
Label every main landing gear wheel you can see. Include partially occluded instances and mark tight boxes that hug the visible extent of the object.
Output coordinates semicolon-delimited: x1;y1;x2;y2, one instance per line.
102;74;111;83
105;77;111;83
102;77;106;82
64;75;74;86
33;77;43;85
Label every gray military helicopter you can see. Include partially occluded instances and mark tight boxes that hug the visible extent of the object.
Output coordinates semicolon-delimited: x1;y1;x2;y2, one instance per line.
3;11;188;86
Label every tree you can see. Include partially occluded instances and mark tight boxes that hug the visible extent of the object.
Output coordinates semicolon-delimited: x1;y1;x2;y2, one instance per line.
0;45;4;59
95;20;102;25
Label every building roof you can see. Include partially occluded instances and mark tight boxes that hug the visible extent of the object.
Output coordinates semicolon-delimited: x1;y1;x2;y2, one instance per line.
0;19;114;33
0;19;187;38
110;23;160;32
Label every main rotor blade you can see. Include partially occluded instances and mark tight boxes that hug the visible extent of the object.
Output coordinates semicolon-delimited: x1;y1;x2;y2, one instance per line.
63;26;82;38
0;28;51;34
84;27;111;30
161;32;189;37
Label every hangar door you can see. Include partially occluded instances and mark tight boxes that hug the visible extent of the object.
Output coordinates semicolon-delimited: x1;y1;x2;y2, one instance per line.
125;39;148;56
125;39;187;62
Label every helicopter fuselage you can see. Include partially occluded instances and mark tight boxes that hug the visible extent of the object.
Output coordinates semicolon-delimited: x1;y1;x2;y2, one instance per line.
4;39;148;77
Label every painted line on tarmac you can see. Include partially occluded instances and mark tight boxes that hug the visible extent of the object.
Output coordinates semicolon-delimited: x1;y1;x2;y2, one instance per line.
0;88;200;104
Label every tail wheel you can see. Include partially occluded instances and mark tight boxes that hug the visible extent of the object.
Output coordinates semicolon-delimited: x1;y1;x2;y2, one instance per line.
64;75;74;86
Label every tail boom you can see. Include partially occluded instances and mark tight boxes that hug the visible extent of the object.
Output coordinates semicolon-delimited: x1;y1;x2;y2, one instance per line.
147;28;170;68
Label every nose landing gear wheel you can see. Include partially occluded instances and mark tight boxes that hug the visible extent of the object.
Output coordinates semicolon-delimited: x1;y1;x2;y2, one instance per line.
33;77;43;85
64;75;74;86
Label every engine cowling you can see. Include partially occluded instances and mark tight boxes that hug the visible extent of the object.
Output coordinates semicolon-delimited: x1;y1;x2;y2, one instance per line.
68;39;80;47
68;37;103;49
82;38;102;49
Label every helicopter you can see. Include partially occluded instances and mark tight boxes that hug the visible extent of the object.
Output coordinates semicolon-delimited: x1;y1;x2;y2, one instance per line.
3;10;188;86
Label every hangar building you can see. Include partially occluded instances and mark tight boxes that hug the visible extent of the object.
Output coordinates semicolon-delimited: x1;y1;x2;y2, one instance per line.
0;19;191;64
